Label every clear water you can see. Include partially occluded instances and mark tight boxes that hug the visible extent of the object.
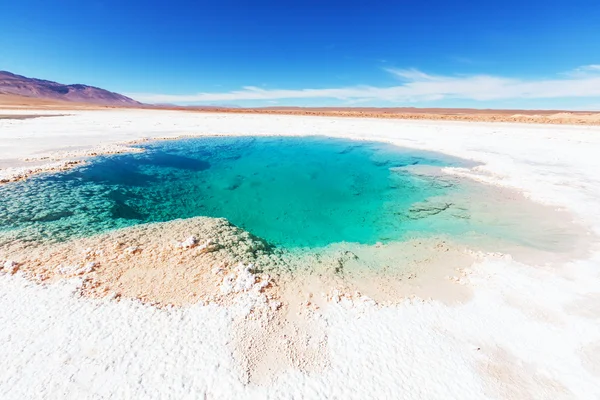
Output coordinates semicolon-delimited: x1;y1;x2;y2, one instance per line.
0;136;484;248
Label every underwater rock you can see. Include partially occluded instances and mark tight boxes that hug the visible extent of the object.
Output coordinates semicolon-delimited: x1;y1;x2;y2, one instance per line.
406;201;453;219
110;201;146;220
31;210;74;222
224;175;244;191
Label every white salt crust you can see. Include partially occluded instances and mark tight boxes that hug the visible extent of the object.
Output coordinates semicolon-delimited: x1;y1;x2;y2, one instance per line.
1;109;600;399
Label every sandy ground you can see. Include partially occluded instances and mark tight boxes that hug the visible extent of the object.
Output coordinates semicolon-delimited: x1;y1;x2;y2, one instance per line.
2;93;599;124
176;107;600;125
1;109;600;398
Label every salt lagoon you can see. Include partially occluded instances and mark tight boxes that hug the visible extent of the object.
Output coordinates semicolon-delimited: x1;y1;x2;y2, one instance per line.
0;136;471;246
1;110;600;399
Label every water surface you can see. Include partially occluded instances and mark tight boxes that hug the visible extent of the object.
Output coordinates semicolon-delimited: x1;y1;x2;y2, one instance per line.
0;136;577;253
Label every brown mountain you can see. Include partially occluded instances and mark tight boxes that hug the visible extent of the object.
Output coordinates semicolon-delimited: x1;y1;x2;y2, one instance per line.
0;71;141;106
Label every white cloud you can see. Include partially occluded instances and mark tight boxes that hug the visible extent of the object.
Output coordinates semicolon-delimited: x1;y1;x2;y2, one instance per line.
128;66;600;104
383;68;443;81
564;64;600;77
580;64;600;71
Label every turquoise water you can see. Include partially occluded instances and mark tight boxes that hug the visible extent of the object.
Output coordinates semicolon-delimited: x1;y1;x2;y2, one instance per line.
0;136;481;248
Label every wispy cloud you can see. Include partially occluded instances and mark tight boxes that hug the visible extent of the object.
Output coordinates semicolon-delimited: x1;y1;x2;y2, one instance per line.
383;68;443;81
564;64;600;77
128;65;600;104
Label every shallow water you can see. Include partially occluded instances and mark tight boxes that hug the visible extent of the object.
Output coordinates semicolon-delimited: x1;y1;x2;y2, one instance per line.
0;136;582;253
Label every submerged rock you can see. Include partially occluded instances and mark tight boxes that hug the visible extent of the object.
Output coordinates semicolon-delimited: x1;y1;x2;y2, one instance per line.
110;201;146;220
406;201;453;219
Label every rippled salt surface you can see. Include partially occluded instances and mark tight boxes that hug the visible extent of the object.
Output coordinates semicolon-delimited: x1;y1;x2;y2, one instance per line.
0;136;579;253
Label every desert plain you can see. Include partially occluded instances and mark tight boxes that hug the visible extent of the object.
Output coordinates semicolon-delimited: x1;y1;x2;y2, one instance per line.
1;101;600;399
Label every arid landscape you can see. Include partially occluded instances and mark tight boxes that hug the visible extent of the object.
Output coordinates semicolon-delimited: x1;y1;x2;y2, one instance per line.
4;0;600;398
2;104;600;398
2;70;599;125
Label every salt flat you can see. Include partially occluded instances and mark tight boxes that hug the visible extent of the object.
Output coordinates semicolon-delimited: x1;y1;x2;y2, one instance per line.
1;109;600;399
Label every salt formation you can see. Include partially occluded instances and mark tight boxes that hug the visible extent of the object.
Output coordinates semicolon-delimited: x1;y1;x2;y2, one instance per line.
0;217;278;307
176;235;198;248
175;236;217;253
1;111;600;397
2;260;18;274
221;263;266;294
56;262;95;276
0;160;84;184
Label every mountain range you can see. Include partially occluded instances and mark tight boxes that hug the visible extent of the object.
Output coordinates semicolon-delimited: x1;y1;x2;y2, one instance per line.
0;71;141;106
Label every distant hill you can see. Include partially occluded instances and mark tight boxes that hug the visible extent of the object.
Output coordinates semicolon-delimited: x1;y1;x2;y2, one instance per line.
0;71;141;106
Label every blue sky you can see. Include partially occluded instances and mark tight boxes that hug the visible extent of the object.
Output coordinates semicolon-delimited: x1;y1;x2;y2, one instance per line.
1;0;600;109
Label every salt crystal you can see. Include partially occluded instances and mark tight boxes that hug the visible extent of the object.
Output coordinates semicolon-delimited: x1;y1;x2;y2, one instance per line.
3;260;18;274
197;239;214;252
82;262;96;274
178;236;197;248
57;264;78;275
270;301;282;311
124;246;139;254
219;263;264;294
57;262;96;276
